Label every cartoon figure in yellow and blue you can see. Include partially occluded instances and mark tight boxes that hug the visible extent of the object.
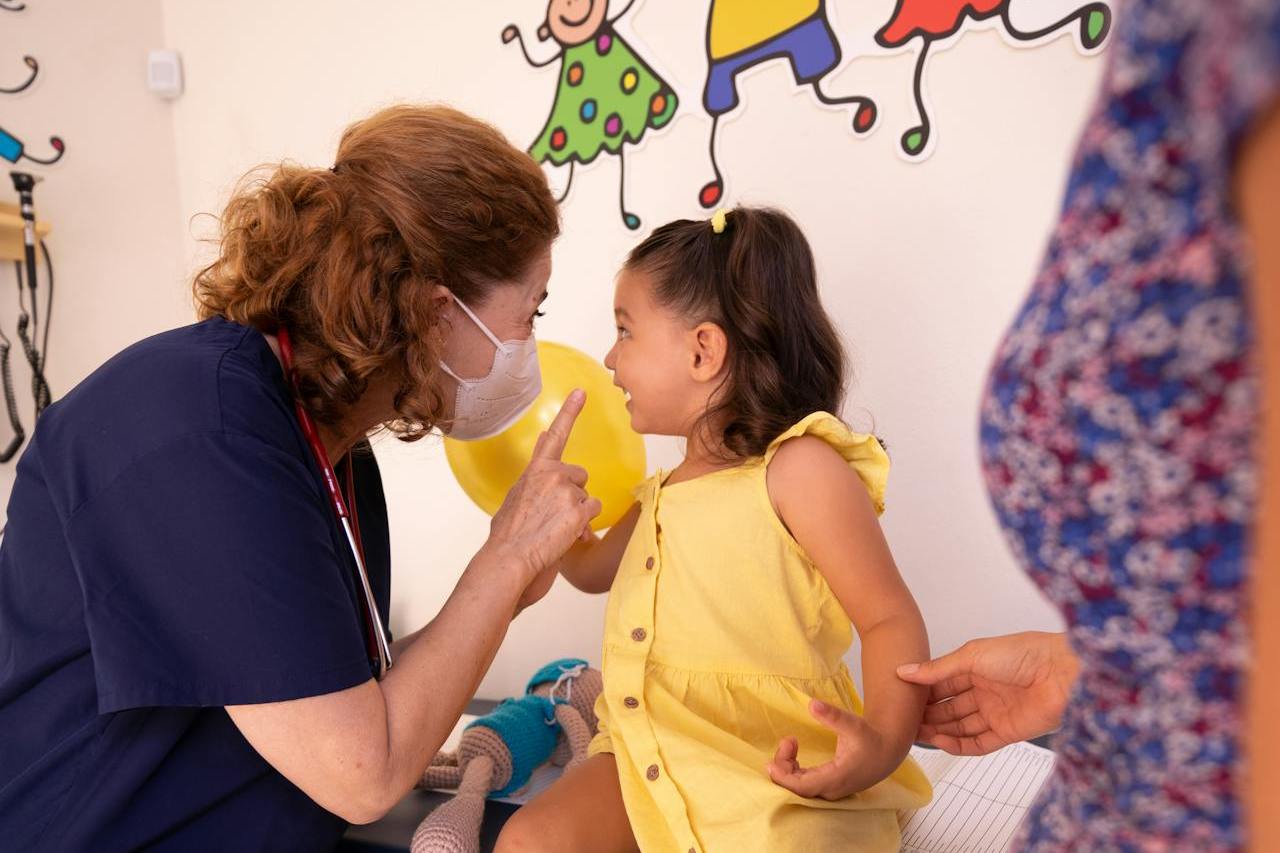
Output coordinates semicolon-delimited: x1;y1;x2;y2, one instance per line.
503;0;678;231
698;0;877;208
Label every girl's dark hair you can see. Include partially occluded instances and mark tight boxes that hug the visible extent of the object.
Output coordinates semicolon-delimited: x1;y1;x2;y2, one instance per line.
625;206;846;460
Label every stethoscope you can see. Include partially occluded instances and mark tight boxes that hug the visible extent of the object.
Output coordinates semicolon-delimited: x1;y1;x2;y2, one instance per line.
276;327;393;680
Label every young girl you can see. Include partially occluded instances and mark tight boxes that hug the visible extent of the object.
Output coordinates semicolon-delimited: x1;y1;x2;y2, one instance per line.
496;207;932;852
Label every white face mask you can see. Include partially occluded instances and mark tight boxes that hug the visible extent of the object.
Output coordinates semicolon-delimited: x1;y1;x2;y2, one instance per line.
439;295;542;441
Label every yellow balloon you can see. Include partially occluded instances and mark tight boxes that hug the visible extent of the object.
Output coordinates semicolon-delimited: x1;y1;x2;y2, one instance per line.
445;341;645;531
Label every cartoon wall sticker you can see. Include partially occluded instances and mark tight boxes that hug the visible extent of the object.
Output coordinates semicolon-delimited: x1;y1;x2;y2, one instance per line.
503;0;678;231
0;45;63;165
875;0;1111;159
697;0;877;209
0;127;63;165
1;56;37;94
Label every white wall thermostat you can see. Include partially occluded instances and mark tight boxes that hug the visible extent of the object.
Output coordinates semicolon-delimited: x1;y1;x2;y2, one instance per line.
147;50;184;100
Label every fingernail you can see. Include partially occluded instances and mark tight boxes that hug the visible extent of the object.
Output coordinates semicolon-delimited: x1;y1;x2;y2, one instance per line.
898;663;919;676
812;699;830;715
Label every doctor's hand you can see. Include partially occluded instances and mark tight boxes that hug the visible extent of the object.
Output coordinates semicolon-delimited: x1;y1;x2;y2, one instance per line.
486;389;601;613
896;631;1079;755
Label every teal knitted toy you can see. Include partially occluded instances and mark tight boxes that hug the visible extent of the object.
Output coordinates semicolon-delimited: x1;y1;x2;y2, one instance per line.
463;695;558;798
412;659;604;853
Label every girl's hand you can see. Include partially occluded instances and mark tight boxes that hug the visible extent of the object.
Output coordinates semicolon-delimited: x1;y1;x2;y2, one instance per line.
767;699;897;800
896;631;1079;755
485;390;601;612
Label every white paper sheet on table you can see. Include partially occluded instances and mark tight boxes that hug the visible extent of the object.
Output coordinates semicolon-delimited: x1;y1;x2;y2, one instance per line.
435;714;1056;848
898;741;1055;852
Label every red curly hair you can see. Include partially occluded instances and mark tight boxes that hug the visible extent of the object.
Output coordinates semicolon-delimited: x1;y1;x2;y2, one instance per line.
194;104;559;438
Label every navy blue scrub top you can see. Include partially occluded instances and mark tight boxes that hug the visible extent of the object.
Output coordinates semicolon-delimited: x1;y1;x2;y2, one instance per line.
0;317;392;851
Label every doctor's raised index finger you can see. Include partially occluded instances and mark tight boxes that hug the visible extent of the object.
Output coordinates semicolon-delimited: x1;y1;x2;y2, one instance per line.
534;389;586;461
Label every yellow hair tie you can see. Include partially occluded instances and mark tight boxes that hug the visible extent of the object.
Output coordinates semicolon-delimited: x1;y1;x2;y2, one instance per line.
710;208;728;234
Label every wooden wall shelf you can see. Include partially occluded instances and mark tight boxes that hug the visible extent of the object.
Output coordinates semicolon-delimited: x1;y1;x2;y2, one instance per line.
0;202;51;262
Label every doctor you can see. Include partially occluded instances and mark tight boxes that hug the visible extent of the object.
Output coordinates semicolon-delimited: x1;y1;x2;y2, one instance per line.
0;104;598;851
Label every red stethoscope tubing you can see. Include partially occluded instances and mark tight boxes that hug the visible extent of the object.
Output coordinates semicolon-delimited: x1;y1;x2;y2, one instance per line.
276;327;392;680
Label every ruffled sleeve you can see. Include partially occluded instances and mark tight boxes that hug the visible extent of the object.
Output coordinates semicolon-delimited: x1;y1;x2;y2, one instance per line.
631;472;661;502
763;412;890;515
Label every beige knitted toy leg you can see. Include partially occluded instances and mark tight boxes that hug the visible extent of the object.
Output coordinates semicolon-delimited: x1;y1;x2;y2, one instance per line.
420;763;463;790
411;754;495;853
553;705;594;771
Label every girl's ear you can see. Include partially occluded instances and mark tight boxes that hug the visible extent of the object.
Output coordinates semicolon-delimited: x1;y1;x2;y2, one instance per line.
689;322;728;382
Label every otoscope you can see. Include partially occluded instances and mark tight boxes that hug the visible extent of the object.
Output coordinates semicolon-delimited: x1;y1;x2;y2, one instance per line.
11;170;50;415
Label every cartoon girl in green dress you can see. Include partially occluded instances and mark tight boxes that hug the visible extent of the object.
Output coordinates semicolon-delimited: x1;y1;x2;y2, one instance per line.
503;0;678;230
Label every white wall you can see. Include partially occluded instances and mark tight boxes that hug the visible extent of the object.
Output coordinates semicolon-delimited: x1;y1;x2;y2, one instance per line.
11;0;1100;698
0;0;186;501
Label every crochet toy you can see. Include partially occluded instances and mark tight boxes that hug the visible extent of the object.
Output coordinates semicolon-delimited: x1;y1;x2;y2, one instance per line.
410;658;603;853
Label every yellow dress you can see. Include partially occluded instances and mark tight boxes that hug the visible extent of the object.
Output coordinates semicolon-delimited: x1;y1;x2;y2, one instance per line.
588;412;932;852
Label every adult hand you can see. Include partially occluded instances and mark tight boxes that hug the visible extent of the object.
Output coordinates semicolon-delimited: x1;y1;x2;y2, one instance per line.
485;389;601;612
767;699;897;800
896;631;1079;755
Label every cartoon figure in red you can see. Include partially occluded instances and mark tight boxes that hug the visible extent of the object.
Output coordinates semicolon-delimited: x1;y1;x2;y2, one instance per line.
876;0;1111;157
